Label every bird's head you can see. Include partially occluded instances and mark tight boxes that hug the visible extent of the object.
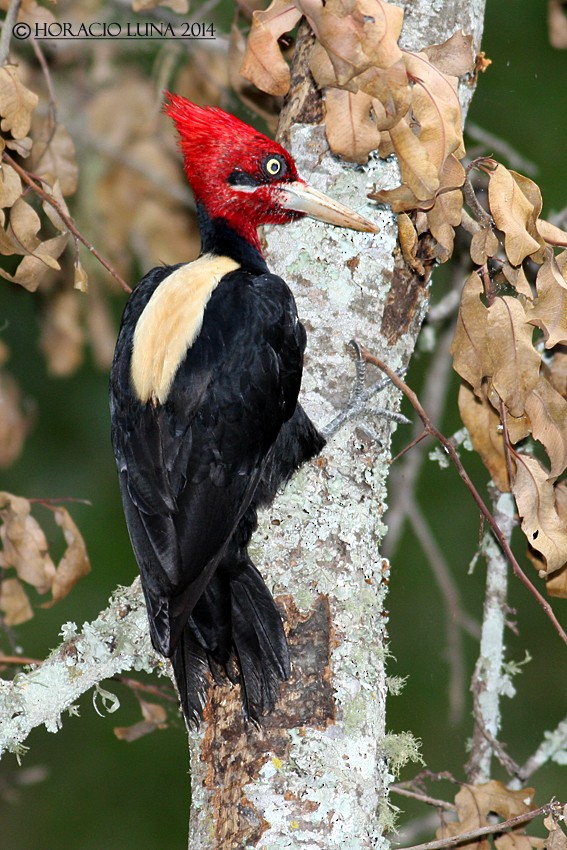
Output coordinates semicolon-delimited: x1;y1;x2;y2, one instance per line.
164;94;378;252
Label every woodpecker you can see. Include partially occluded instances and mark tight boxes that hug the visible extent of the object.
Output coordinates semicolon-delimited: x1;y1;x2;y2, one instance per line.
110;96;378;726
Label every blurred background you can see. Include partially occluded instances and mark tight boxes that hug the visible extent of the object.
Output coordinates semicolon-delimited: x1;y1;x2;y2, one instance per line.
0;0;566;847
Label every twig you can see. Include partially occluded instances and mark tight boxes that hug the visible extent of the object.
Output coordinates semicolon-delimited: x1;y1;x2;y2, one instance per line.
400;801;564;850
0;0;21;66
2;153;131;294
362;347;567;647
462;177;493;229
112;675;178;704
466;488;515;784
465;122;539;177
517;714;567;782
0;656;41;666
471;694;520;785
390;784;456;812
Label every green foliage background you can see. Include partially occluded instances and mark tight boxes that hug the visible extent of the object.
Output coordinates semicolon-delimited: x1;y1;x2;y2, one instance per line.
0;1;566;847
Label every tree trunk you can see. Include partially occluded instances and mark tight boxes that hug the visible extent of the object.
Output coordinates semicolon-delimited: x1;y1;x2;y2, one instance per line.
188;2;486;847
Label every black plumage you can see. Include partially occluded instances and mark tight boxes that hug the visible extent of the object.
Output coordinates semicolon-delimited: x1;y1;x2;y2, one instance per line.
110;214;324;724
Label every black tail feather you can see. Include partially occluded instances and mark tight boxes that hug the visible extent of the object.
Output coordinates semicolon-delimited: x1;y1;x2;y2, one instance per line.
230;557;290;721
171;631;210;727
170;548;289;726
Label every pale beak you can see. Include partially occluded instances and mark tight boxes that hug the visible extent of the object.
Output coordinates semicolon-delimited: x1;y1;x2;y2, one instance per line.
278;180;379;233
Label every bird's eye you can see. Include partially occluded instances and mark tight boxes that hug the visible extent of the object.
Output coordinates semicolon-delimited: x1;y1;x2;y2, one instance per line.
261;154;287;180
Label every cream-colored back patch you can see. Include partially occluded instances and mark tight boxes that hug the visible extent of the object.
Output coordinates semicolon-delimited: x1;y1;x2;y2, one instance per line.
131;254;240;404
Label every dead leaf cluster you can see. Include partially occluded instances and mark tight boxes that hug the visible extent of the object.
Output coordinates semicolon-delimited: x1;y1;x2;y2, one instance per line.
240;0;474;262
86;73;200;277
0;493;90;627
0;341;33;467
438;781;537;850
0;63;78;293
450;163;567;594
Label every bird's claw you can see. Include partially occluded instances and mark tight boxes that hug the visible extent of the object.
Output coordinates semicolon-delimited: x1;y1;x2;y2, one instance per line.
321;340;410;440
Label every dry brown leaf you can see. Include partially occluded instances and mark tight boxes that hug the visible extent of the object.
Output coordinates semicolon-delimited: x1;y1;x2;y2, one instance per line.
509;170;546;263
240;0;301;96
39;290;84;376
527;249;567;348
5;197;41;255
496;835;537;850
426;169;464;261
397;211;425;275
0;492;55;593
549;348;567;398
0;365;33;468
0;164;22;208
535;483;567;595
546;562;567;597
470;227;499;266
500;263;534;299
0;234;68;291
488;164;542;266
487;296;541;418
324;89;381;164
524;375;567;479
74;260;88;293
5;136;33;158
548;0;567;49
41;507;90;607
437;781;535;850
512;454;567;574
458;382;513;492
423;30;475;77
450;272;491;396
404;51;465;164
41;179;71;234
0;65;38;140
354;61;411;126
30;121;78;197
369;182;433;213
114;698;168;742
0;577;33;626
537;217;567;247
301;0;404;86
388;115;440;200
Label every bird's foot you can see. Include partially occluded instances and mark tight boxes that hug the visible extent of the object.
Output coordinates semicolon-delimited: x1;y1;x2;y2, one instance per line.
321;340;410;440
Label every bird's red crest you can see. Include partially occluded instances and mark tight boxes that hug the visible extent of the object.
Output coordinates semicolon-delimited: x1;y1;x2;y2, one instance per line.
164;93;298;210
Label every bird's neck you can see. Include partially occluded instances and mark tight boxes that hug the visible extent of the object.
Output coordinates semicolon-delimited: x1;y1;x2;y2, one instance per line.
196;203;269;274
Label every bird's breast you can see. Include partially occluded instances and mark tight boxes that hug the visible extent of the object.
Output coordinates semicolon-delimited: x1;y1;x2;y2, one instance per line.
130;253;240;404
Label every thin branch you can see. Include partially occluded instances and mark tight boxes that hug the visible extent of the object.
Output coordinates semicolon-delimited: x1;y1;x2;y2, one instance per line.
0;656;41;666
462;177;493;229
362;348;567;647
0;579;163;759
465;121;539;177
390;784;457;812
466;489;515;784
517;714;567;782
112;675;178;704
400;801;564;850
0;0;21;66
2;153;131;294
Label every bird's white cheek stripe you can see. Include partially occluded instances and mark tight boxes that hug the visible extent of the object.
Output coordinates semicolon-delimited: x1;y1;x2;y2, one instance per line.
130;253;240;405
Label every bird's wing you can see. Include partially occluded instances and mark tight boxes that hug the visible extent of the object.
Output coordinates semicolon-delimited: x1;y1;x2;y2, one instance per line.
110;266;304;656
